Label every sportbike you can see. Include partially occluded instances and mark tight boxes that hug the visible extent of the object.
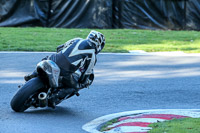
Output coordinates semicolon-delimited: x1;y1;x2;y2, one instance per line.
11;60;80;112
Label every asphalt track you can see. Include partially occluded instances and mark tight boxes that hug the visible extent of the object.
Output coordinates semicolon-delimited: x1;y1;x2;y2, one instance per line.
0;52;200;133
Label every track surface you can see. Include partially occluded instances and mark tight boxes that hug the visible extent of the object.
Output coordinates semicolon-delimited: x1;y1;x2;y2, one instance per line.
0;52;200;133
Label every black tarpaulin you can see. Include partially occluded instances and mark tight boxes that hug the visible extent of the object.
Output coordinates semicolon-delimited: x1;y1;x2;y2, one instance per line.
0;0;46;27
186;0;200;30
115;0;186;30
48;0;112;28
0;0;200;30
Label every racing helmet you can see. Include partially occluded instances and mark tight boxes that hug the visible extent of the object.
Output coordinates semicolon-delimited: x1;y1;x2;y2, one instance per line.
87;30;105;54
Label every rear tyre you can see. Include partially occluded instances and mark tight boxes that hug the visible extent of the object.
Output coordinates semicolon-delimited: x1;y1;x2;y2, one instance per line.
10;77;45;112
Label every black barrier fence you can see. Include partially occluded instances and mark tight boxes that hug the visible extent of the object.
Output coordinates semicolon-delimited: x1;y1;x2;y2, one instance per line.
0;0;200;30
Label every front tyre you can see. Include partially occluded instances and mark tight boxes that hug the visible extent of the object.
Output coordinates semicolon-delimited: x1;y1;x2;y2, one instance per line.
10;77;45;112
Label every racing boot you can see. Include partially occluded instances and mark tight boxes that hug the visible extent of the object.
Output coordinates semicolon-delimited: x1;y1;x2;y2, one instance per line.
48;88;75;108
24;71;38;81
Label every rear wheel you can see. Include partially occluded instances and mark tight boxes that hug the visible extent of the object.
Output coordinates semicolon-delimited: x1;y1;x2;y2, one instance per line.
10;77;45;112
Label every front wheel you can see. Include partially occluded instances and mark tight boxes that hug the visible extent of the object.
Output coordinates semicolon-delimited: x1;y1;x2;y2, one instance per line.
10;77;45;112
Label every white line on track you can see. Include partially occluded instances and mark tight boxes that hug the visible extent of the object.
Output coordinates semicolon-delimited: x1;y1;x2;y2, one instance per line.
105;126;152;133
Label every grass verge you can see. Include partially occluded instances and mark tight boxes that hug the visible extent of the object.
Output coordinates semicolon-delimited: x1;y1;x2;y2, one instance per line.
0;27;200;53
149;117;200;133
100;118;118;132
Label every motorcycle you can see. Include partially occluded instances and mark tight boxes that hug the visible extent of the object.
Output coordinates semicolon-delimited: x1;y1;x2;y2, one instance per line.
10;60;80;112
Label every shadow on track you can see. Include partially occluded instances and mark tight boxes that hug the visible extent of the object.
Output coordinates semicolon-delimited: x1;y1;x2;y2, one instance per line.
11;106;78;116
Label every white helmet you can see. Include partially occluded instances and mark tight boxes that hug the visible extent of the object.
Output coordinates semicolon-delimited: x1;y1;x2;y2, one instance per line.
87;30;105;54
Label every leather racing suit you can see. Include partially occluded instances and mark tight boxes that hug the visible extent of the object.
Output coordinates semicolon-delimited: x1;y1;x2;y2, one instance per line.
48;38;96;89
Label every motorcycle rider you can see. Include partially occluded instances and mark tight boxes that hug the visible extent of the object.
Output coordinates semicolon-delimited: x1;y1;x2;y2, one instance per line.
24;30;105;106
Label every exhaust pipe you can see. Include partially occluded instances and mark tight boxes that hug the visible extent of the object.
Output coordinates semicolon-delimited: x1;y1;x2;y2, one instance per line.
38;92;47;107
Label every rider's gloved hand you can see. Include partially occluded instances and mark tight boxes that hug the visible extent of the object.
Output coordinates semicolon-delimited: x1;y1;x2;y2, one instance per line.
56;44;64;52
79;73;94;89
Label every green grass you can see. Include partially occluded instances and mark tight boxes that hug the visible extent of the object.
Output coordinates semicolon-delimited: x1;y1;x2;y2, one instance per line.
0;27;200;53
100;118;118;132
149;118;200;133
